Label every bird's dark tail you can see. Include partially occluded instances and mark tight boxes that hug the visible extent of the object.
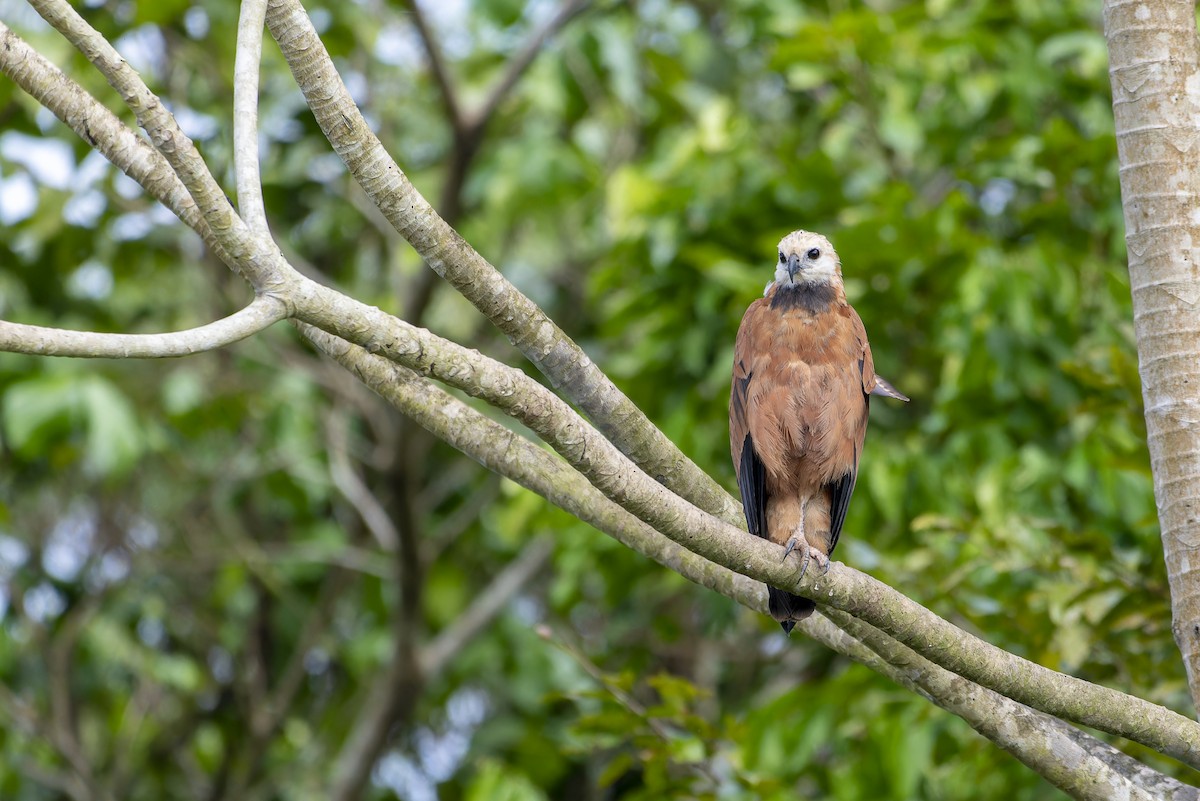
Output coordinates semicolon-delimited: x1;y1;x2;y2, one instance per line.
768;586;815;634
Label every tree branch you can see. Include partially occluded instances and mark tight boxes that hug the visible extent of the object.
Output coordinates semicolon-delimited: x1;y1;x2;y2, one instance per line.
0;21;231;266
264;0;743;524
823;608;1198;801
810;569;1200;772
326;410;401;552
0;295;286;358
233;0;270;234
1103;0;1200;712
328;623;421;801
47;601;114;801
329;539;423;801
299;324;1187;797
220;568;353;801
427;473;501;560
27;0;294;295
543;624;724;788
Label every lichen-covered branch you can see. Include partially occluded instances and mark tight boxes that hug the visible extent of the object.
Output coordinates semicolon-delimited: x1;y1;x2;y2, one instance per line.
810;563;1200;768
0;21;230;266
301;325;1182;798
824;609;1198;801
263;0;744;526
233;0;270;235
1104;0;1200;713
27;0;294;296
0;296;286;358
295;281;1200;770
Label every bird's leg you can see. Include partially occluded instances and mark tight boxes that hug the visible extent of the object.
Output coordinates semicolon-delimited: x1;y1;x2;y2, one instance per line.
781;497;806;565
782;496;829;578
783;497;810;577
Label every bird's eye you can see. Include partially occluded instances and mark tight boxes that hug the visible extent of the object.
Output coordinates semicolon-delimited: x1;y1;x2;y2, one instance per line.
806;248;821;260
778;252;785;264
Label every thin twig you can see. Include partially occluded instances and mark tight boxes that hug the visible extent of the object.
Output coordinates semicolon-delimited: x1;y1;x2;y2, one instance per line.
419;538;553;674
329;558;423;801
265;568;353;726
0;686;92;801
143;541;394;578
468;0;591;133
399;0;463;130
427;473;501;560
326;410;400;551
219;569;354;801
540;624;724;788
109;679;162;797
17;759;89;801
401;0;592;322
48;601;114;801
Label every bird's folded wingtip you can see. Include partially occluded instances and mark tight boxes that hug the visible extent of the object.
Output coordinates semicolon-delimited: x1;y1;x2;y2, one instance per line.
871;375;910;403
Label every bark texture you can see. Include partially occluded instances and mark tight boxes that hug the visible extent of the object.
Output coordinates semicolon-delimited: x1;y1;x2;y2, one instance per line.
1105;0;1200;712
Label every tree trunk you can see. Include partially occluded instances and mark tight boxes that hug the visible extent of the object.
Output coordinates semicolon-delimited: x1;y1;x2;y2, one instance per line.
1105;0;1200;713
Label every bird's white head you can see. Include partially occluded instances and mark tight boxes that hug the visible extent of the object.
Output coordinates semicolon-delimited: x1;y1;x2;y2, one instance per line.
769;230;842;293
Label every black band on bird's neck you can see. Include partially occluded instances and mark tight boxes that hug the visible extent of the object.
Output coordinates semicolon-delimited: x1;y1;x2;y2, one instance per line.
769;282;837;313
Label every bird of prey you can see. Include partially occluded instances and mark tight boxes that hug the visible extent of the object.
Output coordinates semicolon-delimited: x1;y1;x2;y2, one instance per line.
729;231;907;633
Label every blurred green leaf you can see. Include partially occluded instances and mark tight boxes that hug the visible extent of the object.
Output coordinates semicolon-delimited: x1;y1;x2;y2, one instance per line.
466;760;549;801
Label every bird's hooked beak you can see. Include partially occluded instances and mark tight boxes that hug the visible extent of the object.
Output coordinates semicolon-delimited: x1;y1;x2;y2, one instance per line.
786;252;802;282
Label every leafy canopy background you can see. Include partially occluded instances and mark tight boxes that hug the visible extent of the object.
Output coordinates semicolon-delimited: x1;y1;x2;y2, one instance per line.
0;0;1180;799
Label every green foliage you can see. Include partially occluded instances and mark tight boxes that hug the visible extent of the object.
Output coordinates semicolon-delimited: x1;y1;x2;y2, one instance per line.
3;370;143;478
0;0;1191;798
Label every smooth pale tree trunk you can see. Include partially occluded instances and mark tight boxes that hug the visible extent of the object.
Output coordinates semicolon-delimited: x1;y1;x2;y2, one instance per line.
1105;0;1200;713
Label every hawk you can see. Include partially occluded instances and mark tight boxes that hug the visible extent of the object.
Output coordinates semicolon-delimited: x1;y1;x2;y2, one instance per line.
730;231;907;633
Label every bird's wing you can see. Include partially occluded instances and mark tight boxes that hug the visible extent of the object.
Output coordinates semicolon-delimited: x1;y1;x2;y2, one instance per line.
871;375;909;402
822;307;875;554
731;304;768;538
825;457;856;555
